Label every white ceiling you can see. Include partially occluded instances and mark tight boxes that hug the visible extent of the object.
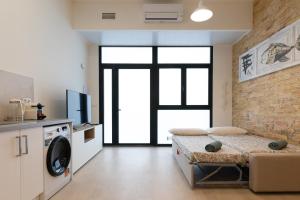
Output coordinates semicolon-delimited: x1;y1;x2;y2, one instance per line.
79;30;246;45
74;0;251;45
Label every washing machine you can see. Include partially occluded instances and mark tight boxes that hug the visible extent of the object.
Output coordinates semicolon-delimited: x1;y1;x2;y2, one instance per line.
41;124;72;200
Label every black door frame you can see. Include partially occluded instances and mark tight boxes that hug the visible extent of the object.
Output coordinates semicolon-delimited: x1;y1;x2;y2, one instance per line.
99;46;213;146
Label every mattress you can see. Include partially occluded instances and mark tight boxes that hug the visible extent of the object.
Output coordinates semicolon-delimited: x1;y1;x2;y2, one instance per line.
172;136;246;164
210;135;300;160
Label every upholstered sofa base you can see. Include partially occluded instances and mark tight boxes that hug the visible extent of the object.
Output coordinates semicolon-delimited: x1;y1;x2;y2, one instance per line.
249;153;300;192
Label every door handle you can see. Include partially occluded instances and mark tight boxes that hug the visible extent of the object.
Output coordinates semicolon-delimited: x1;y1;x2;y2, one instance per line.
22;135;29;155
118;109;122;111
16;136;21;157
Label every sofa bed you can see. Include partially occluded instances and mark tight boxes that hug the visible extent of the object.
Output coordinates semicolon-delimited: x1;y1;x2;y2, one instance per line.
171;127;300;192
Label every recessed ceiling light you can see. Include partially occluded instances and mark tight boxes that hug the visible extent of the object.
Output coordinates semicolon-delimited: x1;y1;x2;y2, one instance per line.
191;0;213;22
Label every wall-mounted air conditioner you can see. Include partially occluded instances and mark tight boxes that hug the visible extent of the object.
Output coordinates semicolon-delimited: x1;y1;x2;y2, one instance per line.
143;4;183;23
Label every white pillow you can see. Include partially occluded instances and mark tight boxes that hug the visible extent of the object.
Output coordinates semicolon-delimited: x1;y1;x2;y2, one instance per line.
169;128;208;136
206;127;247;136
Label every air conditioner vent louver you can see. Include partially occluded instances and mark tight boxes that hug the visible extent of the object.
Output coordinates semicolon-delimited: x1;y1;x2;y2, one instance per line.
145;12;179;21
101;13;116;20
143;4;183;23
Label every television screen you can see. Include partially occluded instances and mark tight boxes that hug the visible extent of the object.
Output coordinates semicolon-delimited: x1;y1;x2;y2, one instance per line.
66;90;92;127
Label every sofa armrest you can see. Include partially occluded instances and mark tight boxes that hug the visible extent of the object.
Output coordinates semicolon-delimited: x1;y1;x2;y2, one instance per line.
249;153;300;192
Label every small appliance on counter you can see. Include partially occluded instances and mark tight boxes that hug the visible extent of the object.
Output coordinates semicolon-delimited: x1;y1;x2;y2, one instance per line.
24;103;47;120
9;98;32;121
32;103;47;120
24;107;37;120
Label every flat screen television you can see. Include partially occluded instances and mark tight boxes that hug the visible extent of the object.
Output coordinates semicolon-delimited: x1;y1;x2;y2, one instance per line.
66;90;92;127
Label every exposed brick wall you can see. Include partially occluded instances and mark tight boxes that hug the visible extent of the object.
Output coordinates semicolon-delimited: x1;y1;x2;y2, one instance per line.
232;0;300;144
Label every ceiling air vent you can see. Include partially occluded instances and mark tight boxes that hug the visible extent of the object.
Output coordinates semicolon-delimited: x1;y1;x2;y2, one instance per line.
101;13;116;20
143;4;183;23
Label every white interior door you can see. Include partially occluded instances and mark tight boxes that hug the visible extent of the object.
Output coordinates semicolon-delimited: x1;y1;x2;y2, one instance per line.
118;69;150;144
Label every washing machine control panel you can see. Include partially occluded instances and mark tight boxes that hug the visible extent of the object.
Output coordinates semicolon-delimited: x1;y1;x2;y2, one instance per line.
44;124;70;147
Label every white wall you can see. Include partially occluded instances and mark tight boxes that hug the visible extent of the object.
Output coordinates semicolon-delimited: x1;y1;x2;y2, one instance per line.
0;0;88;118
86;45;100;123
86;45;232;126
213;45;232;126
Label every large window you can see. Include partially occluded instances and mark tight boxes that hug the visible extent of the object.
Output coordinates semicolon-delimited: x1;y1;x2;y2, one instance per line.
158;47;210;63
101;47;152;64
100;46;212;145
156;47;212;144
186;68;209;105
158;110;210;144
159;69;181;105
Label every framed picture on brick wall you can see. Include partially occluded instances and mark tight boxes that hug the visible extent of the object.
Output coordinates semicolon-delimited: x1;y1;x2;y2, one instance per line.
294;21;300;63
239;48;257;82
239;18;300;82
256;27;294;76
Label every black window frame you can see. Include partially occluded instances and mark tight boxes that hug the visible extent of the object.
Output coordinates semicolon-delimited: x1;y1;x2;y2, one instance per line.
99;46;213;146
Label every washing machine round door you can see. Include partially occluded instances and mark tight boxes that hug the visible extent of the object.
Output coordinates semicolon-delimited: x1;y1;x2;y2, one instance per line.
46;136;71;177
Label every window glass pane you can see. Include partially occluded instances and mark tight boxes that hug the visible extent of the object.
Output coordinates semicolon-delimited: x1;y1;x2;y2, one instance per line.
158;47;210;64
187;68;209;105
101;47;152;64
158;110;210;144
159;69;181;105
104;69;112;143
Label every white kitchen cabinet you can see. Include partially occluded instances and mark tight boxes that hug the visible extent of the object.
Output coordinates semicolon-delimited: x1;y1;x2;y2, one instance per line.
0;130;21;200
0;127;43;200
72;124;103;173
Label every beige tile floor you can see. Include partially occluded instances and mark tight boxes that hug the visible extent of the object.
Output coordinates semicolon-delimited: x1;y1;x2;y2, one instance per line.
52;147;300;200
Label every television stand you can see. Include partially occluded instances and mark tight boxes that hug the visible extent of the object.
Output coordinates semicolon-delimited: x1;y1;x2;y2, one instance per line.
73;123;94;131
71;124;103;173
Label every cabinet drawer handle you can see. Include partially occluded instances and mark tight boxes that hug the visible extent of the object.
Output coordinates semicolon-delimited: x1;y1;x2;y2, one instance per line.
22;135;29;155
16;136;21;157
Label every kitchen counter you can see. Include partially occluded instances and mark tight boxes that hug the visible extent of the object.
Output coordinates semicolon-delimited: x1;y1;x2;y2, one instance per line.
0;119;72;133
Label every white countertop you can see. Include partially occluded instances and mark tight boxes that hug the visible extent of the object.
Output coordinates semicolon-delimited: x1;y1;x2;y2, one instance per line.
0;119;72;133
